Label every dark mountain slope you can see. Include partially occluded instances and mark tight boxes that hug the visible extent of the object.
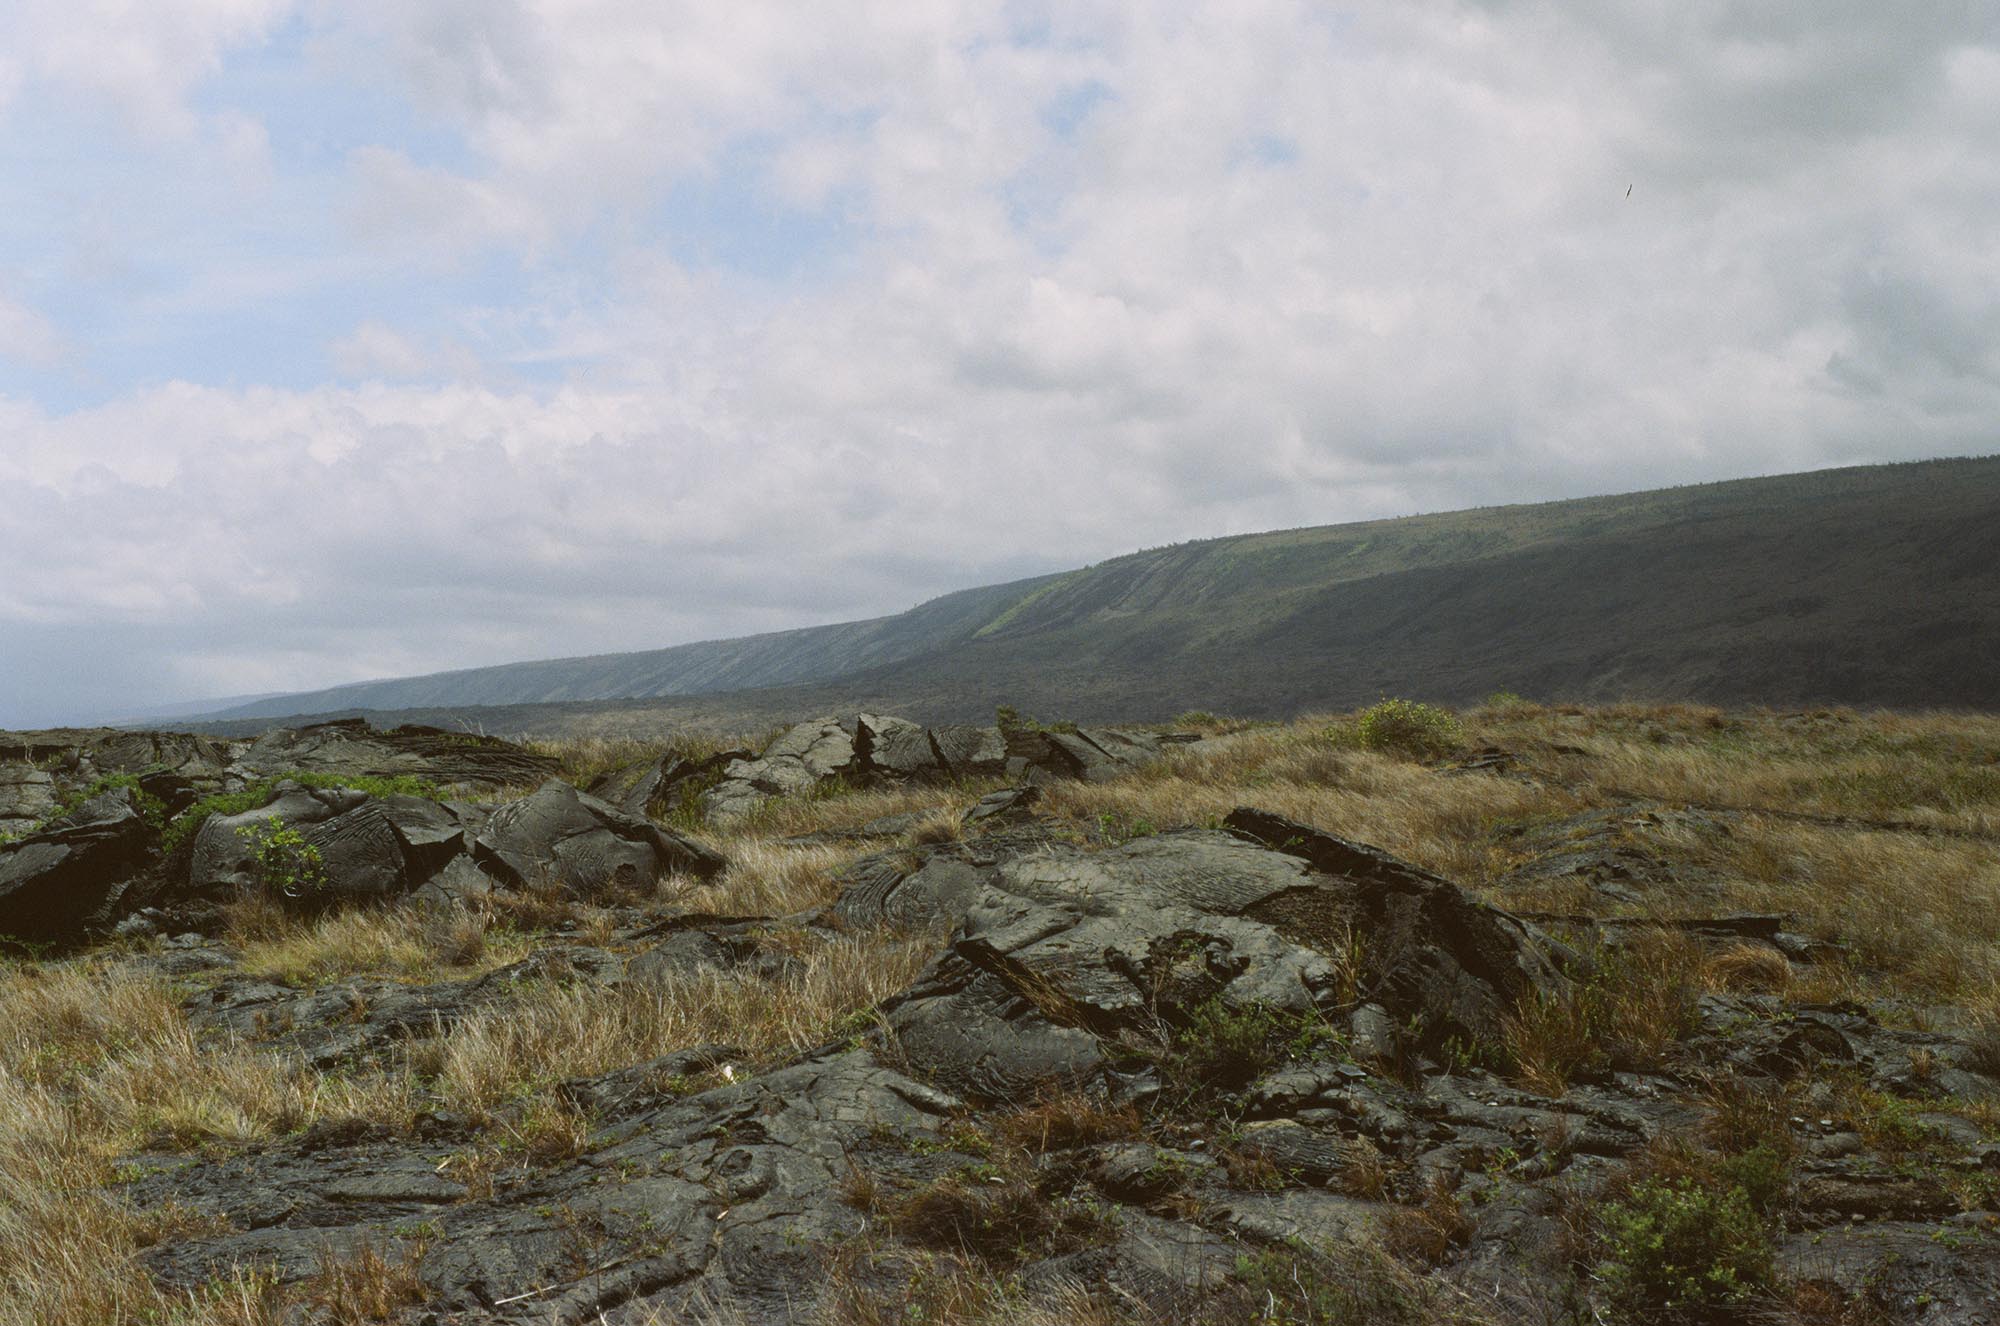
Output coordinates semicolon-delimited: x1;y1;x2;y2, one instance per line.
816;466;2000;719
194;455;2000;731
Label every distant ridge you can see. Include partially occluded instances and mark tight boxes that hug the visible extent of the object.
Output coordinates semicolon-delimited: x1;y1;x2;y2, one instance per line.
195;455;2000;729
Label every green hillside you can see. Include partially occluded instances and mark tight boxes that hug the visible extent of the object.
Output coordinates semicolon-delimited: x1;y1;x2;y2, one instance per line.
199;455;2000;732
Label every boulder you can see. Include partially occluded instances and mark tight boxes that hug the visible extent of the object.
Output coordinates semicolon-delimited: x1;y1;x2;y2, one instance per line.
189;782;486;905
0;787;152;941
232;718;558;790
961;784;1041;827
841;816;1575;1102
473;780;723;893
585;748;748;819
931;724;1011;778
1041;727;1173;783
700;716;1189;823
855;713;941;780
1224;809;1576;1050
188;782;362;896
700;718;861;822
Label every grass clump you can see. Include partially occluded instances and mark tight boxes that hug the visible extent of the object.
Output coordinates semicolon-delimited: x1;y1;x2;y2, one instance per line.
1349;698;1464;761
1502;931;1705;1093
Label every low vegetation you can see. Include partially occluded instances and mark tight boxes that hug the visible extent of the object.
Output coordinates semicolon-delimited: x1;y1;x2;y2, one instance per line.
4;700;1999;1322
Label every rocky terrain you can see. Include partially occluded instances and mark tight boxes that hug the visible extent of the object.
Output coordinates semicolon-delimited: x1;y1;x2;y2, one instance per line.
3;703;1998;1324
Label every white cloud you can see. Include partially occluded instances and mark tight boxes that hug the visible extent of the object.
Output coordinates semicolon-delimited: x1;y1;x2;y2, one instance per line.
0;0;293;133
329;321;481;381
3;1;1999;723
0;294;64;367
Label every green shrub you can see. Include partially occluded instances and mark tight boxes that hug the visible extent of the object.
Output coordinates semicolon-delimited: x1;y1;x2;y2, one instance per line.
236;816;329;902
1154;998;1340;1115
1713;1143;1791;1218
1598;1178;1774;1317
1352;699;1463;760
994;705;1076;735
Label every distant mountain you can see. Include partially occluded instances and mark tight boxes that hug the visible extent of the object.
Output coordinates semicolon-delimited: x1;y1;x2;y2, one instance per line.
196;455;2000;731
201;576;1059;722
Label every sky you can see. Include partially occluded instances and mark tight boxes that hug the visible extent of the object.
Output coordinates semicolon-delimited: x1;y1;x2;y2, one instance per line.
2;2;1997;726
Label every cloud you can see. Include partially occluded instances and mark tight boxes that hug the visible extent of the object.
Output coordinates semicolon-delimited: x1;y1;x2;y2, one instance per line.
2;1;1998;724
0;294;64;367
328;321;481;381
0;0;293;134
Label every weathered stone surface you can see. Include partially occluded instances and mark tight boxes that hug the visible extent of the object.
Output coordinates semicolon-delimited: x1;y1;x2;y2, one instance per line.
128;1049;969;1323
1496;806;1733;906
702;716;1192;822
868;825;1565;1101
586;747;749;819
0;761;57;835
702;717;860;821
305;800;410;899
232;717;558;790
188;781;366;895
962;784;1040;827
184;944;625;1069
855;713;940;780
378;793;470;882
106;797;2000;1323
1225;808;1575;1051
0;787;152;940
473;780;723;892
1779;1222;2000;1325
930;724;1010;778
409;853;496;908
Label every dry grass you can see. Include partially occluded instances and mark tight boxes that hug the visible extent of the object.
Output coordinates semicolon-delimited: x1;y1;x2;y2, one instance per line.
994;1091;1143;1154
1037;724;1573;886
8;701;2000;1322
0;916;925;1320
1502;930;1706;1094
1465;703;2000;832
232;903;534;987
417;930;933;1122
0;959;427;1326
669;837;861;915
1695;820;2000;998
296;1237;432;1326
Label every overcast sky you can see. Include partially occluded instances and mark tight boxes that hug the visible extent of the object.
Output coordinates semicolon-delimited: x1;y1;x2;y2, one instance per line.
2;2;1996;725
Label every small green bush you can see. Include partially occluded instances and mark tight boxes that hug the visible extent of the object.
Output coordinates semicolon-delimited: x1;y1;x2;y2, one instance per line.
1713;1143;1791;1218
1155;998;1340;1114
1351;699;1463;760
236;816;329;902
1598;1177;1774;1317
994;705;1076;735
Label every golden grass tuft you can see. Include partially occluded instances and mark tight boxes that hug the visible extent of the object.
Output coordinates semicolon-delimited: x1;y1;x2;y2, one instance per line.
296;1237;431;1326
1502;930;1706;1095
417;929;932;1122
1705;942;1793;993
